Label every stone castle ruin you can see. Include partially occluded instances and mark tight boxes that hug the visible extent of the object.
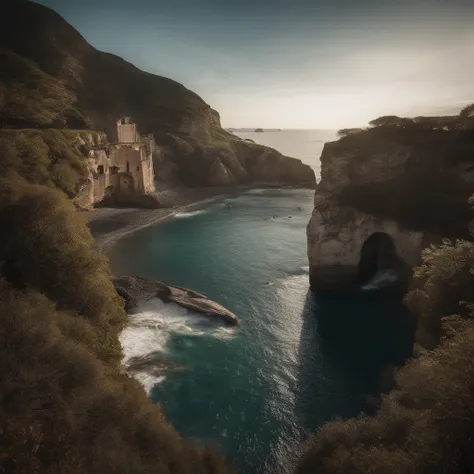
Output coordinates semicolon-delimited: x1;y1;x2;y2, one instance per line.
78;117;156;207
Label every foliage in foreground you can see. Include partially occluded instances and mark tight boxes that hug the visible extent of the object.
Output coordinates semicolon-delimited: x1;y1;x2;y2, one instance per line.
298;238;474;474
0;175;234;473
0;129;106;197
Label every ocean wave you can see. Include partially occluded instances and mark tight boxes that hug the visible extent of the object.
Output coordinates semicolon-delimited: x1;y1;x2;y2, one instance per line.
173;209;207;218
361;269;399;291
134;373;166;393
119;298;236;392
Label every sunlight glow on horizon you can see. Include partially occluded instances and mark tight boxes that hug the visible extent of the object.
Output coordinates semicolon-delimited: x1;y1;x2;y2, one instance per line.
37;0;474;130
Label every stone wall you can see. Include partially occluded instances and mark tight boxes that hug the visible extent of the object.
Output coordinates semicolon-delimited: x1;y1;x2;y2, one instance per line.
75;131;155;208
117;121;137;143
108;145;155;194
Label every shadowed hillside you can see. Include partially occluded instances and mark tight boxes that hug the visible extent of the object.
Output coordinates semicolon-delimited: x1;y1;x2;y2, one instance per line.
0;1;206;134
0;1;315;188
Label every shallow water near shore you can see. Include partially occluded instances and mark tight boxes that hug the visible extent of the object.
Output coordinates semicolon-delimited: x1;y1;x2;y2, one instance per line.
110;188;412;474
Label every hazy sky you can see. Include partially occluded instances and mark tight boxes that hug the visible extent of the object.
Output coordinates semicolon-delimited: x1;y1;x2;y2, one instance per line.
37;0;474;129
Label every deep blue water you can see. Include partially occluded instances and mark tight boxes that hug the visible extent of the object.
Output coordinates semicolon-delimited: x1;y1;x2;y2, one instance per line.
110;189;413;474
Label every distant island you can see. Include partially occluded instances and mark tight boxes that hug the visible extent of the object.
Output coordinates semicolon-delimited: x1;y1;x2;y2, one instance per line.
255;128;264;132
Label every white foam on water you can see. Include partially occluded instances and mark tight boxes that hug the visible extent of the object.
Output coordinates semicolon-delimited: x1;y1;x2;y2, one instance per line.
173;209;208;218
135;373;167;393
300;266;310;273
361;269;399;290
119;298;236;392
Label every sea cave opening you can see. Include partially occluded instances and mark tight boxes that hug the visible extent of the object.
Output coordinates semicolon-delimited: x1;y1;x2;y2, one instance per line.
358;232;398;285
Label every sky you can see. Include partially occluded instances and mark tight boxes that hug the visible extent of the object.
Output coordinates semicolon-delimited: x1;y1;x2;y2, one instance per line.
37;0;474;129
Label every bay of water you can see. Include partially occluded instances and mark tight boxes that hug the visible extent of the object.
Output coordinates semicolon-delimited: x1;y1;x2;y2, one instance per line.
110;130;413;473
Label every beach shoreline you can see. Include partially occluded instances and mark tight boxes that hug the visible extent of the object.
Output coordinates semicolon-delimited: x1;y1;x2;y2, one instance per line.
87;184;292;252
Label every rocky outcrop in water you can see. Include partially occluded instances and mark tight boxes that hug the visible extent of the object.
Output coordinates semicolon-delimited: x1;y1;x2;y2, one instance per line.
114;276;239;325
307;124;474;291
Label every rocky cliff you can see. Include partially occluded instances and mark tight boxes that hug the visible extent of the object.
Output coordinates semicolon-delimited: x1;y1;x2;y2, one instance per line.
307;123;474;291
1;1;315;190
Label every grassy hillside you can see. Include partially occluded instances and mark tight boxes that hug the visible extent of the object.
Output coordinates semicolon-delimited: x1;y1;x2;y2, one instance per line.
0;129;106;197
0;1;316;189
0;1;208;136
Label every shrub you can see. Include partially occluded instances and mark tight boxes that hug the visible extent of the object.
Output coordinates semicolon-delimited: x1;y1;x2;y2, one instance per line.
0;176;234;473
336;128;364;137
405;239;474;347
0;285;234;474
298;322;474;474
0;130;90;197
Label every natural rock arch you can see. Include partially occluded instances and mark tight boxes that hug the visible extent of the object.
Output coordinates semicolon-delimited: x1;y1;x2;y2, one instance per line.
358;232;399;285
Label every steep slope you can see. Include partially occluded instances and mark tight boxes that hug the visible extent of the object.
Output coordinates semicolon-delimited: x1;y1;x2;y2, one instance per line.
301;115;474;474
307;120;474;291
0;176;235;474
0;1;315;188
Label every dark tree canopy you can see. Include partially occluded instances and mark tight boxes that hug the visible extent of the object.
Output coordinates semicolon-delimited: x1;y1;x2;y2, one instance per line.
337;128;364;137
460;103;474;119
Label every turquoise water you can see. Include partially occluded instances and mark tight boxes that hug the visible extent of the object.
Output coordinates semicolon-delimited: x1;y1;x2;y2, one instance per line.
110;188;414;474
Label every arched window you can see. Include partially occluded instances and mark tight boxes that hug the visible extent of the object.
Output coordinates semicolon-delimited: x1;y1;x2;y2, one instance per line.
97;165;104;174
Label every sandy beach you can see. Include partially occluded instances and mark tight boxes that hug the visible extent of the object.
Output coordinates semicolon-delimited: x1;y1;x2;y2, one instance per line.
87;185;266;252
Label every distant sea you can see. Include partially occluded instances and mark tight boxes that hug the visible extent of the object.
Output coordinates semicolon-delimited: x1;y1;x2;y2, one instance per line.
232;129;338;179
110;129;411;474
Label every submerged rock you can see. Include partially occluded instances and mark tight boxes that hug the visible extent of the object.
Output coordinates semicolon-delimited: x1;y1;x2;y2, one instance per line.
114;276;239;325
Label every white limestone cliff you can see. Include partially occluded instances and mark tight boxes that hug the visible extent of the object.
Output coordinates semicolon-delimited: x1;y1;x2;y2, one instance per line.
307;137;424;290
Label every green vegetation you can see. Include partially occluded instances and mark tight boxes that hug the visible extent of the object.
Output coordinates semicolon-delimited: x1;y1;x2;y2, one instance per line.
333;105;474;239
0;50;78;128
1;1;316;191
336;128;364;137
1;1;208;134
300;106;474;473
336;104;474;139
0;174;234;473
3;3;472;472
0;129;104;197
0;25;235;464
299;237;474;474
460;103;474;119
405;239;474;348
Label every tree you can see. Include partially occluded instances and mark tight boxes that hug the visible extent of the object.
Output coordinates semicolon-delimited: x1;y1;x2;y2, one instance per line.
337;128;364;138
460;103;474;119
369;115;403;127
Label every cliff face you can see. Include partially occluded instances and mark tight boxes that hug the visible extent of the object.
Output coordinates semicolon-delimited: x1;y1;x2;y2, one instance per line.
307;125;474;291
1;1;315;190
157;131;316;187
